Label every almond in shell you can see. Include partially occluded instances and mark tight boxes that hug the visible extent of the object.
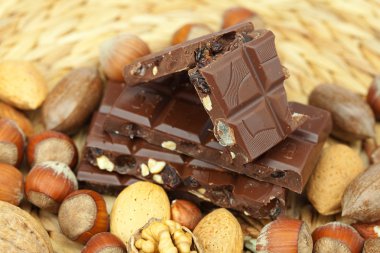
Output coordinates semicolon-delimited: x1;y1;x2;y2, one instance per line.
193;208;243;253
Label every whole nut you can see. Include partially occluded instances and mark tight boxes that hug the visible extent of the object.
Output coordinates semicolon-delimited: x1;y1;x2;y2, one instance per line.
0;118;25;167
193;208;243;253
352;221;380;239
0;163;24;206
363;238;380;253
309;84;375;142
82;232;127;253
171;199;202;230
366;76;380;120
58;190;109;244
0;61;47;110
312;222;364;253
110;182;170;244
27;130;78;169
42;67;103;135
0;101;33;136
25;161;78;213
256;218;312;253
100;33;150;81
342;163;380;222
0;200;53;252
222;7;265;29
171;23;213;45
306;144;364;215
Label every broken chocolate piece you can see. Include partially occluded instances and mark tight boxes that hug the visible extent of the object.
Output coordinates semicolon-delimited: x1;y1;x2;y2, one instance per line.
104;81;331;192
123;22;254;85
83;112;285;218
189;29;307;162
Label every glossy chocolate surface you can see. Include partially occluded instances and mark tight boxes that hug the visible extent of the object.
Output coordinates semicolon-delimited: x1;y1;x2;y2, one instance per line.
123;22;254;85
104;81;331;192
81;112;285;219
189;29;307;161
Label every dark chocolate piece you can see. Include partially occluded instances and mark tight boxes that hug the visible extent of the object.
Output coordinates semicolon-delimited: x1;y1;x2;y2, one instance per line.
189;29;307;162
123;22;254;85
104;82;331;192
83;112;285;219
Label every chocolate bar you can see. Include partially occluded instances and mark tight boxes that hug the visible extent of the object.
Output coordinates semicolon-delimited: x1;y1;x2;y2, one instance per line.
123;21;305;162
82;112;285;219
188;29;306;162
104;81;331;192
123;22;254;85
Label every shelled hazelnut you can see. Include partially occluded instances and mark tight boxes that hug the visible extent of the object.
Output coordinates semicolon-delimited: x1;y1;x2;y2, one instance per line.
312;222;364;253
256;218;313;253
27;130;78;169
171;199;202;230
25;161;78;213
58;189;109;244
0;163;24;206
0;118;25;167
100;33;150;81
171;24;213;45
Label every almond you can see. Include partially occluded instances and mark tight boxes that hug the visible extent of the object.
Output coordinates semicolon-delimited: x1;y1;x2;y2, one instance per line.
306;144;364;215
0;200;53;252
193;208;243;253
0;61;47;110
0;102;34;136
342;163;380;222
42;67;102;135
309;84;375;142
110;182;170;245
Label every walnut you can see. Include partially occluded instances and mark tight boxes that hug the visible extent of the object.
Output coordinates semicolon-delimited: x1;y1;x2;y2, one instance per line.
129;219;202;253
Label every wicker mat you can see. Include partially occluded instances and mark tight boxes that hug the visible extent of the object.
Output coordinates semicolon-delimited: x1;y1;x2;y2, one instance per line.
1;0;380;252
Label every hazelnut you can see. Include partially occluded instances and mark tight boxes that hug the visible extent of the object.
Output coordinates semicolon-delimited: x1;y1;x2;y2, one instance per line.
99;33;150;81
256;218;313;252
352;221;380;239
171;23;213;45
171;199;202;230
0;118;25;167
82;232;127;253
0;163;24;206
58;189;109;244
25;161;78;213
222;7;264;29
27;130;78;169
367;76;380;120
312;222;364;253
363;238;380;253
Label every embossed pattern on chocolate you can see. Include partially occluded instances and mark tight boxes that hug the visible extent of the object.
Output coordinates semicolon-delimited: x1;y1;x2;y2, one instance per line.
189;30;307;162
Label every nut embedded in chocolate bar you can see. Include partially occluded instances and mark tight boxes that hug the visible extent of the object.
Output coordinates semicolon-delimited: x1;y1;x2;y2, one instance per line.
214;120;236;147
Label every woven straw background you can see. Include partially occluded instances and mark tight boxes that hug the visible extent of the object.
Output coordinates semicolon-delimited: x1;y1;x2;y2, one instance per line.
1;0;380;252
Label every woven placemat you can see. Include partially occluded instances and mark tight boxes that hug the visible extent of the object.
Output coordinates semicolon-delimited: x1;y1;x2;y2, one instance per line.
1;0;380;252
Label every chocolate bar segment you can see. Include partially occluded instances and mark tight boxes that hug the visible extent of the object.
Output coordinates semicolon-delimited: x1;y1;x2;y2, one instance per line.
242;102;332;192
123;22;254;86
189;30;307;162
104;81;331;192
84;112;285;219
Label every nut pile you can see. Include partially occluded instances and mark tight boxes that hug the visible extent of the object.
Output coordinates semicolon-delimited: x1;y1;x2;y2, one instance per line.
0;5;379;253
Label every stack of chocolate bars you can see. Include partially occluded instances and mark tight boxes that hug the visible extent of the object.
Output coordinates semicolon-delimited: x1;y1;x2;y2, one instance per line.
77;22;332;219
